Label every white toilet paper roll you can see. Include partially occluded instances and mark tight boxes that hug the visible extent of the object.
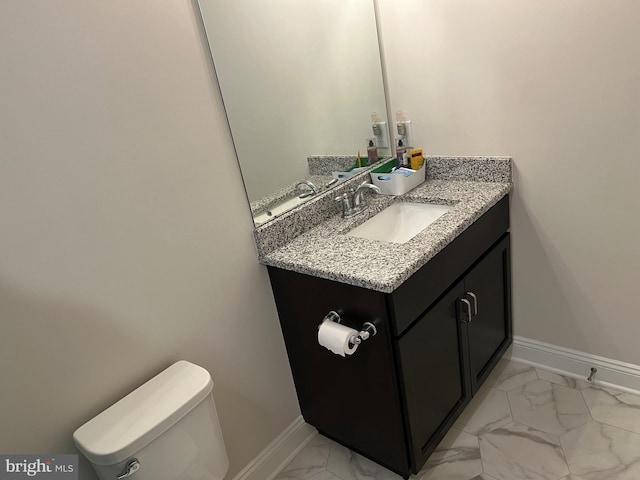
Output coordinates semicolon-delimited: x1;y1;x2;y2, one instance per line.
317;320;359;356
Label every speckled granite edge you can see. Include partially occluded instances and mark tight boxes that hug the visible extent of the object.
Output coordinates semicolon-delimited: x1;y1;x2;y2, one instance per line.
250;155;382;219
249;174;333;216
262;180;513;293
307;155;364;175
308;155;513;181
253;168;377;257
426;156;512;182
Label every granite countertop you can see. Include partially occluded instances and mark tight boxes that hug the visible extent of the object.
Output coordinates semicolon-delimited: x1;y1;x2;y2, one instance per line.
250;174;334;216
256;157;512;293
250;154;371;219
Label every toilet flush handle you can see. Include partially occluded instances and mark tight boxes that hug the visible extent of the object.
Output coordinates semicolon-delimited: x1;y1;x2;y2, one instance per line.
117;459;140;479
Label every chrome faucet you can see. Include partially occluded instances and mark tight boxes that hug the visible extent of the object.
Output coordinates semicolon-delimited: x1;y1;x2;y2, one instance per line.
335;181;381;218
353;182;382;208
295;180;320;198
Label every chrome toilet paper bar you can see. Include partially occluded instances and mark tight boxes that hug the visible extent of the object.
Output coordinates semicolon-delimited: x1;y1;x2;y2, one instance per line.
321;311;377;346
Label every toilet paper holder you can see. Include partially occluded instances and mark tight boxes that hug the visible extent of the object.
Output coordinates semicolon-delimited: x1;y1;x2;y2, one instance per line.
321;311;377;345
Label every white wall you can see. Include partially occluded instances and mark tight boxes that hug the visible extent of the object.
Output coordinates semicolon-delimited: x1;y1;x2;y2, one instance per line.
379;0;640;364
199;0;388;202
0;1;299;478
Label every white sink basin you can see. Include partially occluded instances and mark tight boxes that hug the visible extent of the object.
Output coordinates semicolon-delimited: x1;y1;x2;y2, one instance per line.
347;202;452;244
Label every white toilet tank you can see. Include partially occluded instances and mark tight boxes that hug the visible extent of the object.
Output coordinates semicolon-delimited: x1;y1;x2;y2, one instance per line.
73;360;229;480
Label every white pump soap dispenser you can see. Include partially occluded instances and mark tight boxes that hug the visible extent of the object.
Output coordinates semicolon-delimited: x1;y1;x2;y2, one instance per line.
396;111;414;150
370;112;389;149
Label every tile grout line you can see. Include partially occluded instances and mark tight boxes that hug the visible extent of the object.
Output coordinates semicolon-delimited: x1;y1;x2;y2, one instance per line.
323;441;342;480
578;383;640;437
502;365;539;425
579;384;595;427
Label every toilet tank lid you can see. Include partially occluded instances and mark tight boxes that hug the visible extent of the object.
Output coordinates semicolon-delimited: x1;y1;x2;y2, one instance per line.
73;360;214;466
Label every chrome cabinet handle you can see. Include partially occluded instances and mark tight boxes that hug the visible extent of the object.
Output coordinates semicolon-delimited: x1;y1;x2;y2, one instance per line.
466;292;478;316
460;298;473;324
117;459;140;479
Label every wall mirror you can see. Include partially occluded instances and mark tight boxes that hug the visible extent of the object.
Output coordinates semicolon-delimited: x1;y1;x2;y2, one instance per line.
197;0;390;226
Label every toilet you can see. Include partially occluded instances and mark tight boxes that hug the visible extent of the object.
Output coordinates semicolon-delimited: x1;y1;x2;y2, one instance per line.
73;360;229;480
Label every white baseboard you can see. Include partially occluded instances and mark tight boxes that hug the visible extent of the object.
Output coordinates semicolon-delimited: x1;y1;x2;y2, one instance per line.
231;416;317;480
511;336;640;395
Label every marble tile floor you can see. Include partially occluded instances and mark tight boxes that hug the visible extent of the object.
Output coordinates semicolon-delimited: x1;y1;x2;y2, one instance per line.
275;359;640;480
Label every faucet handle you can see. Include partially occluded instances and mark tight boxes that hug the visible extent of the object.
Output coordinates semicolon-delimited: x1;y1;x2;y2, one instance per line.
335;193;352;218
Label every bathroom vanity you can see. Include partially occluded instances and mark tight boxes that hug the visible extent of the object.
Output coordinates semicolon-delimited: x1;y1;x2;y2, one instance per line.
257;157;513;478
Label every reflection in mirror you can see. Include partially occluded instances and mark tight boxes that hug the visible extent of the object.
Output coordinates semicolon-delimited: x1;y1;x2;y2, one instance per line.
197;0;390;225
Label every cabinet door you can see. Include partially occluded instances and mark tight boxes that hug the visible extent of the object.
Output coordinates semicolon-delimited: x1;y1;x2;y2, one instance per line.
465;233;512;394
397;281;471;472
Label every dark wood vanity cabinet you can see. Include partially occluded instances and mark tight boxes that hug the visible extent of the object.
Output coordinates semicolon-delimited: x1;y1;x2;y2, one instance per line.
397;233;512;470
267;196;512;478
